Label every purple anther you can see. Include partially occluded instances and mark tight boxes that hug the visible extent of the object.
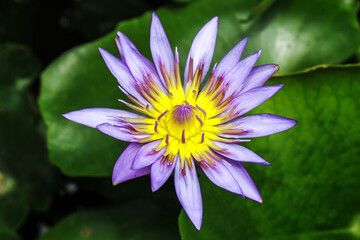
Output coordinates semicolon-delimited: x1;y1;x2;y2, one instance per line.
154;121;158;133
158;110;168;121
196;115;203;126
201;133;205;143
196;105;206;116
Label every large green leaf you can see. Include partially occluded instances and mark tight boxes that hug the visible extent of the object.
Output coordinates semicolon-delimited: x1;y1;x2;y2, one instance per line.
178;64;360;239
243;0;360;74
0;44;59;229
39;0;360;177
39;200;180;240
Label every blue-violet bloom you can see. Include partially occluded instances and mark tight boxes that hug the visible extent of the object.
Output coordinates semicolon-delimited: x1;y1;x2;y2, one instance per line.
63;13;297;230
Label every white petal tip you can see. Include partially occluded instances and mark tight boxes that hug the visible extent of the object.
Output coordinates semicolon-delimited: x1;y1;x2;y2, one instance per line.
193;219;202;230
291;119;298;127
272;84;284;90
211;17;218;27
239;36;249;47
251;196;263;204
274;64;280;71
112;173;121;185
206;16;218;27
117;31;125;38
98;48;108;58
187;211;203;231
151;184;160;192
62;112;76;122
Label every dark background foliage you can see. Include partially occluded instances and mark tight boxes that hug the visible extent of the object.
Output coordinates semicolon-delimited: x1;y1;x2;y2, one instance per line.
0;0;360;239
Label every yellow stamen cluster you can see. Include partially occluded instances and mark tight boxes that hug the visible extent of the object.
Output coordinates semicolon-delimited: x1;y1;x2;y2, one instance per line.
122;55;242;172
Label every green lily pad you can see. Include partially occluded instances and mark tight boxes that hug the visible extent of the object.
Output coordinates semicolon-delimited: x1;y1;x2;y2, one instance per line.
178;64;360;239
243;0;360;74
39;0;359;177
39;200;180;240
0;43;59;229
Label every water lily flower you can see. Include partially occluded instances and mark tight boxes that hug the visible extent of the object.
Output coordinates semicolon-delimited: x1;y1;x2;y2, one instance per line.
63;12;297;230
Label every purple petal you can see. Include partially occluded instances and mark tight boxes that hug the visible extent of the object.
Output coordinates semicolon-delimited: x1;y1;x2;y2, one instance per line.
200;160;243;196
96;123;144;142
112;143;150;184
184;16;218;83
99;48;134;87
150;12;175;86
213;141;270;165
214;37;248;79
117;32;166;91
98;48;148;105
63;108;144;128
132;140;165;169
240;64;279;93
115;37;124;59
224;161;262;203
150;155;177;192
222;114;297;138
223;50;261;99
233;84;283;116
174;159;203;230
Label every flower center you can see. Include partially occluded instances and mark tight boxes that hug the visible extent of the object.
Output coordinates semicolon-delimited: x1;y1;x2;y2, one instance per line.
165;101;204;142
171;101;196;126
